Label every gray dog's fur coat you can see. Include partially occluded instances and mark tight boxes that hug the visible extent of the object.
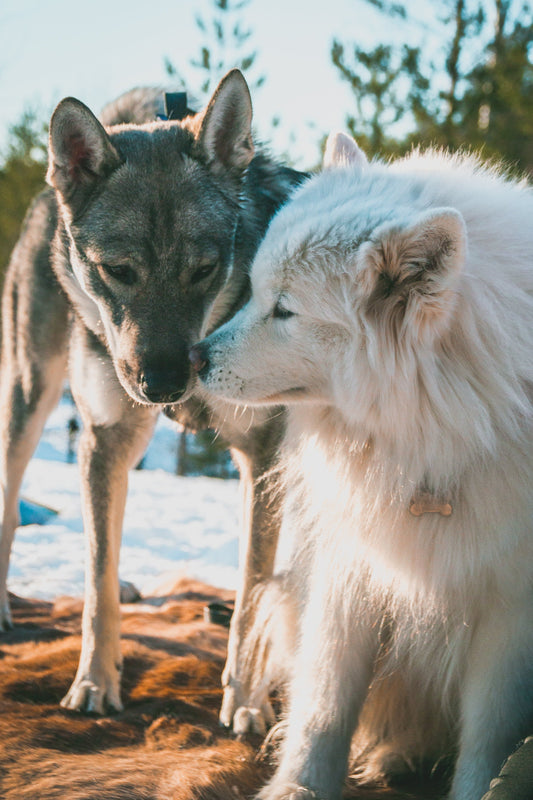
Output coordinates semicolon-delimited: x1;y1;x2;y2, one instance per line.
0;70;304;722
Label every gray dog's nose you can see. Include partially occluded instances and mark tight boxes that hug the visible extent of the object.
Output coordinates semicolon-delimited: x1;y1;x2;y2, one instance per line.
189;343;208;374
140;369;185;404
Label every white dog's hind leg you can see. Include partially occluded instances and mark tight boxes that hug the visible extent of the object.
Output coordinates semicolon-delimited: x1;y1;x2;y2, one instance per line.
61;325;157;713
261;571;377;800
450;598;533;800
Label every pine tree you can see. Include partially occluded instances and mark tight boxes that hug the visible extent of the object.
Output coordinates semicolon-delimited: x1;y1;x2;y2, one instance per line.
458;1;533;168
164;0;264;106
331;0;533;172
331;38;430;155
0;109;47;281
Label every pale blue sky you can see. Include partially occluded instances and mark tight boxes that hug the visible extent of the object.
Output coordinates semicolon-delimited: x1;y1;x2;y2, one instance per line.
1;0;443;168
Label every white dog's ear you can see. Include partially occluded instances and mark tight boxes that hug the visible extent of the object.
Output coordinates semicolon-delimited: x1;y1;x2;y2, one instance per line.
195;69;254;175
323;132;367;170
359;207;466;339
47;97;122;217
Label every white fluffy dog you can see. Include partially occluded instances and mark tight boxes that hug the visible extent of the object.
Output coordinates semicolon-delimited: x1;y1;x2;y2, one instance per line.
190;134;533;800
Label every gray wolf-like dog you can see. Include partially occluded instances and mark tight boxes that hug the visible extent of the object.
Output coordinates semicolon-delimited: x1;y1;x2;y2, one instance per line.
191;133;533;800
0;70;304;721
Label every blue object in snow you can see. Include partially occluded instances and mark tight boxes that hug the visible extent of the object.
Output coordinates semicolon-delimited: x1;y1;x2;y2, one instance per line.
19;498;58;526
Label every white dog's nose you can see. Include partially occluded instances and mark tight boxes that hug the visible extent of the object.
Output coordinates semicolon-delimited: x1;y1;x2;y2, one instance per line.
189;343;208;374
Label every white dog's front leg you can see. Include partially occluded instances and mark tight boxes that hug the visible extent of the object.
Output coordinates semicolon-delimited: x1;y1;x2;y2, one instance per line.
261;570;377;800
450;597;533;800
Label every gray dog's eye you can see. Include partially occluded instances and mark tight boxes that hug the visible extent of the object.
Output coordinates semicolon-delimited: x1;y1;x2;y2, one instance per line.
272;297;295;319
101;264;137;286
191;261;218;285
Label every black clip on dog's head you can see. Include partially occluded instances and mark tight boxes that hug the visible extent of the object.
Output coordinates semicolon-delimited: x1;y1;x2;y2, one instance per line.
157;92;195;122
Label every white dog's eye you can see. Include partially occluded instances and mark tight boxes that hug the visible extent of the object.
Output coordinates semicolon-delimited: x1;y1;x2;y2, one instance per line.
272;297;295;319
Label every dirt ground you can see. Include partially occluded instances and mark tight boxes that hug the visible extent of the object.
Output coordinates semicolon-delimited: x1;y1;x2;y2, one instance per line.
0;579;463;800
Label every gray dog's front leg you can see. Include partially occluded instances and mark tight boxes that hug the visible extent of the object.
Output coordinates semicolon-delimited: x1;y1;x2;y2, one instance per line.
219;415;285;734
62;327;157;713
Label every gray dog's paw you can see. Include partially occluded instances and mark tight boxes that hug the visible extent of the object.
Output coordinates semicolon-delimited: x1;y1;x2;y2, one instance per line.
220;684;275;735
232;703;276;736
61;673;123;714
258;784;319;800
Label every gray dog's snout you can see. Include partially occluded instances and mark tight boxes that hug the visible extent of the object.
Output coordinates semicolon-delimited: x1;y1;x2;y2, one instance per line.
189;343;208;374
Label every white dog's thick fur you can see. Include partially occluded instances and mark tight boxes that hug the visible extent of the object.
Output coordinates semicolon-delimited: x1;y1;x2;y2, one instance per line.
193;136;533;800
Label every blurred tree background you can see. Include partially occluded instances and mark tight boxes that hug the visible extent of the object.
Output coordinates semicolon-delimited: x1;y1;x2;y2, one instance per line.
332;0;533;166
163;0;287;151
0;0;532;474
164;0;265;103
0;109;47;283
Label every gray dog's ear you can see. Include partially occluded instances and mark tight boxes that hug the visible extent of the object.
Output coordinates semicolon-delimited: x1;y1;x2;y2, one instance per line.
47;97;122;216
195;69;254;175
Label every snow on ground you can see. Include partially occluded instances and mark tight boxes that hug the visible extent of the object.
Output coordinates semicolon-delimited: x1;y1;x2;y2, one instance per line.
9;394;242;600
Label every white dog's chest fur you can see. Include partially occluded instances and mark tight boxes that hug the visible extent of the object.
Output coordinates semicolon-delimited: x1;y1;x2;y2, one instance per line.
291;409;533;598
286;403;533;679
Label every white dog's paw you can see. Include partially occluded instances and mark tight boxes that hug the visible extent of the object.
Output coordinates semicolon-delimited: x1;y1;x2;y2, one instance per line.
219;684;275;734
350;742;413;783
61;670;123;714
0;598;13;632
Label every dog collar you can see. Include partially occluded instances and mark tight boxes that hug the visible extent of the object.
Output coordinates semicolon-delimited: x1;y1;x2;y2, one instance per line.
409;488;452;517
